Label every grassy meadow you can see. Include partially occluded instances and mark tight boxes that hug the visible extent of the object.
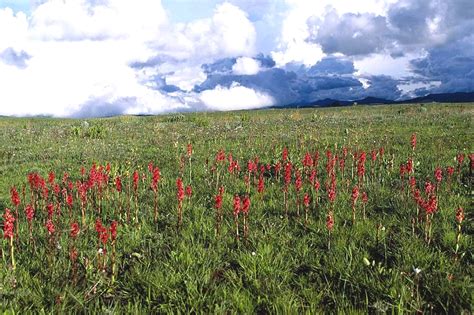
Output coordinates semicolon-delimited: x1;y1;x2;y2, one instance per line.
0;103;473;313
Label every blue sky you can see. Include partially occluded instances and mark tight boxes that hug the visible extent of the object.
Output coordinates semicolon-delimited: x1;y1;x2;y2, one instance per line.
0;0;473;117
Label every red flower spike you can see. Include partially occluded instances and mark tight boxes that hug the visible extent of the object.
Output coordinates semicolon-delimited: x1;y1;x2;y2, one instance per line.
133;170;139;192
3;208;15;239
434;167;442;183
186;185;192;197
326;212;334;231
303;193;310;207
233;195;241;217
70;222;80;239
45;219;55;235
187;143;193;157
115;176;122;193
110;221;118;242
242;195;250;215
25;204;35;222
214;194;223;210
176;178;185;203
10;187;20;207
282;147;288;162
411;133;417;151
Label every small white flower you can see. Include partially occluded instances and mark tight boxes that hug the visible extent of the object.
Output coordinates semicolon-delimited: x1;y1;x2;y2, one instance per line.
98;248;103;254
413;267;422;275
251;251;256;256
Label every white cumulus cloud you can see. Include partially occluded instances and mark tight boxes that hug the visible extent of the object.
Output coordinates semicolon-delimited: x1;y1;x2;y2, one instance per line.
199;82;274;111
0;0;260;117
232;57;260;75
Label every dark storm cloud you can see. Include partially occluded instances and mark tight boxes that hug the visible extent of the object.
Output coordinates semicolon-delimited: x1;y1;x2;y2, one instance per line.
307;56;355;75
201;54;275;74
308;10;392;56
0;48;30;68
302;0;473;99
410;36;474;92
194;56;403;105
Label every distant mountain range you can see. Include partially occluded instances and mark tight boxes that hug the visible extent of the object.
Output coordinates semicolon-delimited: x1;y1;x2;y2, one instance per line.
276;92;474;109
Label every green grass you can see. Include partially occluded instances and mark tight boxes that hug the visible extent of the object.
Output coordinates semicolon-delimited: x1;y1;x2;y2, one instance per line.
0;103;473;313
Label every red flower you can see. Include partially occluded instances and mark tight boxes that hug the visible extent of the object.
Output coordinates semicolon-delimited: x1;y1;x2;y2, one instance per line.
47;203;54;219
151;167;161;191
95;218;103;232
434;167;442;183
25;204;35;222
45;219;55;235
115;176;122;193
455;207;464;224
100;228;109;246
70;222;80;239
257;175;265;194
339;157;345;173
187;143;193;157
2;208;15;239
66;194;73;207
70;248;78;262
282;147;288;162
424;181;435;196
302;152;313;168
216;149;226;163
303;193;310;207
357;151;366;179
133;170;139;192
53;184;61;196
410;133;417;151
362;191;368;204
110;220;118;242
214;194;223;210
313;151;320;168
457;153;465;166
371;150;377;162
406;158;413;174
95;218;108;245
425;195;438;214
326;212;334;231
284;162;292;188
314;179;320;192
351;186;359;204
379;147;385;158
446;166;455;177
409;177;416;190
295;170;302;192
233;195;241;217
328;186;336;203
186;185;193;197
48;171;55;185
10;187;20;207
176;178;185;202
242;195;250;215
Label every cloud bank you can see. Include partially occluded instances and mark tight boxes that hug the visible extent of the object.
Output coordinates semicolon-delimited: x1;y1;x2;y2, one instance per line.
0;0;472;117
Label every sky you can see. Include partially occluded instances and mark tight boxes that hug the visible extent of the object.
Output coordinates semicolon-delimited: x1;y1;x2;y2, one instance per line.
0;0;473;117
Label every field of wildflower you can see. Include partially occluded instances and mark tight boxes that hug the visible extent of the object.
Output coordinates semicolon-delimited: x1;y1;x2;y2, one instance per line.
0;103;472;313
